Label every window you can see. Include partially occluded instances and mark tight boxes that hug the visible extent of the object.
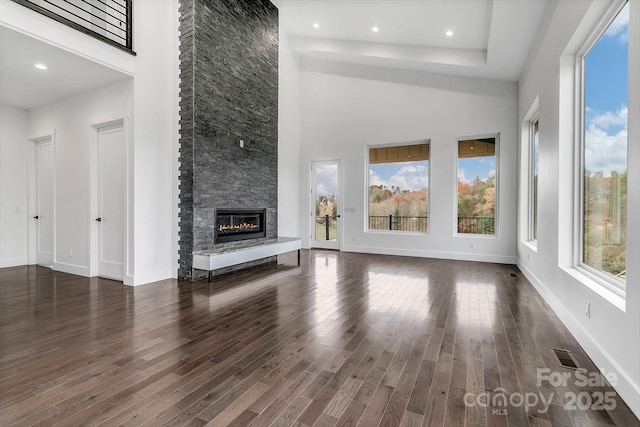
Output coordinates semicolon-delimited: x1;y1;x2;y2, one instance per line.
368;142;429;232
530;118;539;242
580;2;628;285
457;136;497;235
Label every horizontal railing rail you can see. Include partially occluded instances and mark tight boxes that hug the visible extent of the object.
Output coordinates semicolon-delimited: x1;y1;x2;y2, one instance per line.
457;216;495;235
366;215;495;235
12;0;134;54
369;215;429;232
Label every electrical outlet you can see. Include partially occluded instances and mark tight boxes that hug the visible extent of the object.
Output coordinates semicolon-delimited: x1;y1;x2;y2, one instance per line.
527;253;530;261
68;249;73;258
585;300;591;318
469;242;474;249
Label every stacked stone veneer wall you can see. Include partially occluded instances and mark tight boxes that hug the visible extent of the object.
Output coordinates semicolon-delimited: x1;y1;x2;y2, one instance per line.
178;0;279;279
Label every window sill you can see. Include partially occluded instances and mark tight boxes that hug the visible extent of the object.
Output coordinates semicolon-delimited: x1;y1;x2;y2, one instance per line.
561;267;626;312
523;241;538;253
366;230;430;237
454;233;499;239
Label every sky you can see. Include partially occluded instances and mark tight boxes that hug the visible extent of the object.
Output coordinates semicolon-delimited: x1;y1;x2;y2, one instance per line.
370;161;429;192
584;3;628;175
457;156;495;184
315;164;337;196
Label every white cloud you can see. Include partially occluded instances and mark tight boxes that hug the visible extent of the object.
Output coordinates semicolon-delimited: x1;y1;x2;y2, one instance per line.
585;106;628;175
604;3;629;43
590;105;627;130
369;169;385;187
316;165;337;196
457;168;467;184
370;163;428;191
389;164;428;191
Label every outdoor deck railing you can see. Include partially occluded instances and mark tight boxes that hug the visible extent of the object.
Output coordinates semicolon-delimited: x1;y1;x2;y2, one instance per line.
368;215;495;235
369;215;429;232
456;216;495;235
314;215;495;240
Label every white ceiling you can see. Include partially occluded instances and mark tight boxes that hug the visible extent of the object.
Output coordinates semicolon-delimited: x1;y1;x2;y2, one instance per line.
0;26;130;110
273;0;549;81
1;1;548;111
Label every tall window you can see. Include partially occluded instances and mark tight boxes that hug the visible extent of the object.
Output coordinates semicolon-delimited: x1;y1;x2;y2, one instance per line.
530;119;539;242
581;2;628;284
457;136;497;235
368;142;429;232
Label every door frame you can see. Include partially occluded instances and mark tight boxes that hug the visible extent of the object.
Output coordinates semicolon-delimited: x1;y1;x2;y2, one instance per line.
27;132;56;266
89;118;129;280
309;159;343;250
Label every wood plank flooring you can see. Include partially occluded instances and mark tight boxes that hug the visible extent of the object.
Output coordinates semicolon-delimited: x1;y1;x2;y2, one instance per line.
1;250;638;426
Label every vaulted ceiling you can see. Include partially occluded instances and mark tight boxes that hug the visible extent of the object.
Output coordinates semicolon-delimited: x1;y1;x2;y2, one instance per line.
0;1;549;110
273;0;549;81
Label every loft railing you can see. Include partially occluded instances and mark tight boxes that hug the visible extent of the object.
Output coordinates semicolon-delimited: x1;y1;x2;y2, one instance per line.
12;0;134;54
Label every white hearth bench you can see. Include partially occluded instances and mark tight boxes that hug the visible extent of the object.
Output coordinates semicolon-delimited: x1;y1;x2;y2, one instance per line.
192;237;302;282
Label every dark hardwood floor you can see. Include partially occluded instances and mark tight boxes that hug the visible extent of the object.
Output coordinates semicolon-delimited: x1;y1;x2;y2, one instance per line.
1;250;638;427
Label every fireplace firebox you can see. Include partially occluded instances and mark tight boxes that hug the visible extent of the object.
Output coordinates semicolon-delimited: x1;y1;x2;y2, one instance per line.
215;209;266;244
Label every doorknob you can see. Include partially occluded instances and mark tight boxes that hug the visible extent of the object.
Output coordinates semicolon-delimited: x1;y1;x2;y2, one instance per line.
33;215;39;219
96;217;102;222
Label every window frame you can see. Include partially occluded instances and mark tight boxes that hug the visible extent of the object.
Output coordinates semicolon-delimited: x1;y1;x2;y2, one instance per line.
454;133;500;238
366;140;431;235
574;0;628;294
529;116;540;244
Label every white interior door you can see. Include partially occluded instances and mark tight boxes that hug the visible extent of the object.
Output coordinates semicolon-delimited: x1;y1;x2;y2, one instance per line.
310;160;341;250
97;123;125;280
35;139;53;266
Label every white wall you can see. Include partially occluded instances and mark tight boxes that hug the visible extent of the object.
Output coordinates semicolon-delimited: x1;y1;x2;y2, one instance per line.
0;105;29;268
129;0;179;285
1;0;180;285
278;32;301;237
29;80;133;277
298;60;518;263
517;0;640;417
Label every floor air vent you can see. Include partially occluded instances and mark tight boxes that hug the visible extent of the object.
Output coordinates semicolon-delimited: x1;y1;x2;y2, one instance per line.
552;348;579;369
509;272;518;278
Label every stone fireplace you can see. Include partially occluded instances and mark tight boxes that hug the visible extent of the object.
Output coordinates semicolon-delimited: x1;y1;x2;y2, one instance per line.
178;0;279;279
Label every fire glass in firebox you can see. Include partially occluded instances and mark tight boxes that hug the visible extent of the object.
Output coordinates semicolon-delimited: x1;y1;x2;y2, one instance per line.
215;209;266;243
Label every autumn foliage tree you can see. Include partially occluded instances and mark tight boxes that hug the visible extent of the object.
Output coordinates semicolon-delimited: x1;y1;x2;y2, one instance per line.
457;175;496;234
369;185;428;231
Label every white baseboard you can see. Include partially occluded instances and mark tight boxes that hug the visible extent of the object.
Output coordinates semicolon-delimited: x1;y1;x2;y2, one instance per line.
124;268;173;286
340;244;517;265
0;257;28;268
53;261;90;277
517;259;640;419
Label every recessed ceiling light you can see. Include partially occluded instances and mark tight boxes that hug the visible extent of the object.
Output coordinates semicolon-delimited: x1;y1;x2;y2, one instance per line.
372;26;379;33
34;63;48;70
445;30;454;37
313;23;319;29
